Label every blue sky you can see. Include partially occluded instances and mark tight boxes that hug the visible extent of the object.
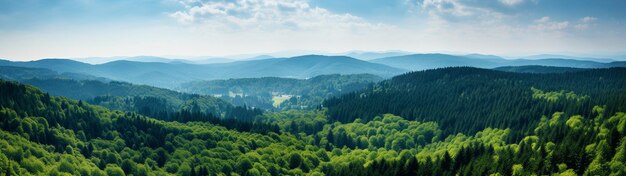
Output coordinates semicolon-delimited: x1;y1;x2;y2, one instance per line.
1;0;625;60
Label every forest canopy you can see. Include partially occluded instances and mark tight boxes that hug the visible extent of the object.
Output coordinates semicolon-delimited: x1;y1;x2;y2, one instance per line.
1;67;625;175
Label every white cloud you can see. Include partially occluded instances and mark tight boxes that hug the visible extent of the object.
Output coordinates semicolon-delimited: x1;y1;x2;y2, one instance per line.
420;0;473;17
413;0;511;25
499;0;524;6
168;0;389;32
575;16;597;30
580;16;597;23
531;16;569;31
534;16;550;23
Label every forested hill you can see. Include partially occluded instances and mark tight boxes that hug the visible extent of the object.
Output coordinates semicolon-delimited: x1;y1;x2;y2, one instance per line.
324;67;626;140
2;72;626;175
22;79;231;113
493;65;585;73
0;66;110;82
0;67;271;126
178;74;383;110
0;66;267;122
0;80;282;175
2;77;238;120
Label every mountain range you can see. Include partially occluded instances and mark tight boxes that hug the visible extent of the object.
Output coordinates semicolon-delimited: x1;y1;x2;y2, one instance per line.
0;55;403;88
2;53;625;89
370;54;626;71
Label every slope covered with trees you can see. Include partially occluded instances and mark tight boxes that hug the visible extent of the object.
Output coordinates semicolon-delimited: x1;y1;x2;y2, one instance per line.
0;66;229;112
1;66;625;175
0;66;110;82
178;74;382;110
0;66;266;124
325;67;626;141
493;65;585;73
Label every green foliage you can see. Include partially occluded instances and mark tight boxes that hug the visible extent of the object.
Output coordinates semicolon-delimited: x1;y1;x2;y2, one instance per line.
20;78;231;114
104;164;125;176
531;87;589;102
178;74;382;110
6;76;272;126
1;67;625;175
325;67;626;141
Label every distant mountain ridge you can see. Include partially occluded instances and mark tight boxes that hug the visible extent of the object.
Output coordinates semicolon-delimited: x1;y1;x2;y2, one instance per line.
521;54;615;63
0;66;110;82
493;65;585;73
0;55;405;88
371;53;626;71
2;53;625;88
371;54;504;70
345;51;411;60
204;55;404;79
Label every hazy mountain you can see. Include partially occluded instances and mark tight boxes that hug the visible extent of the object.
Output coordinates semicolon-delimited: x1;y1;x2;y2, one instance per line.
75;56;192;64
123;56;182;63
0;66;109;82
94;60;211;87
74;56;128;64
464;53;505;60
0;66;59;80
7;54;621;89
613;54;626;61
506;58;607;68
0;55;405;88
206;55;405;79
0;59;93;73
0;59;209;88
189;55;273;64
244;55;274;60
521;54;615;63
187;57;236;64
493;65;585;73
345;51;411;60
608;61;626;67
370;53;505;70
372;53;626;71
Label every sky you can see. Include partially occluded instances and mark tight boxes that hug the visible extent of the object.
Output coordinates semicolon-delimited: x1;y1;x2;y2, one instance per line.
1;0;625;60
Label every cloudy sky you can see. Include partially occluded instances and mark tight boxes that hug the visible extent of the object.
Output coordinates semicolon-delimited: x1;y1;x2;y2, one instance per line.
1;0;625;60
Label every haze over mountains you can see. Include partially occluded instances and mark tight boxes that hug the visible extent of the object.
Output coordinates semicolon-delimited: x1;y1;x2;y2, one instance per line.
0;55;403;88
1;53;625;89
370;53;626;71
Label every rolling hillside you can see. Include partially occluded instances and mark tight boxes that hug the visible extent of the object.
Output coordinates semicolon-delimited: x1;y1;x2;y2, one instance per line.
370;54;506;70
178;74;383;110
493;65;585;73
371;53;626;71
204;55;405;78
0;55;405;88
0;66;247;120
324;67;626;139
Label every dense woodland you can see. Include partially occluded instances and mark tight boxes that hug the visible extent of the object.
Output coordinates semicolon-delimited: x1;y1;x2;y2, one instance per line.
20;79;232;115
325;67;626;142
1;67;625;175
0;74;270;127
178;74;382;110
